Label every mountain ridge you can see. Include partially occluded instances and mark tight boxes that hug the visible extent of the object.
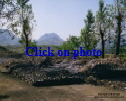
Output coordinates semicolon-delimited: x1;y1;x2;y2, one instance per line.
0;29;21;46
0;30;64;46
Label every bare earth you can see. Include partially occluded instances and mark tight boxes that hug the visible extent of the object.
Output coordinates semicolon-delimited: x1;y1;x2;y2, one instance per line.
0;73;126;101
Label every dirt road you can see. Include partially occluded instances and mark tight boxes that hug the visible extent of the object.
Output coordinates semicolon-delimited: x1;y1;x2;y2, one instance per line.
0;72;126;101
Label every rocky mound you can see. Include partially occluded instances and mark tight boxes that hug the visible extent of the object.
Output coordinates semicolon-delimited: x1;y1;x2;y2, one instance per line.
79;57;126;79
1;55;126;86
0;55;87;86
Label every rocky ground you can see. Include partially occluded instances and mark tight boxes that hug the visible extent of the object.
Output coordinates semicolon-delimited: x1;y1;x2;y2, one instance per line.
0;56;87;86
0;56;126;87
0;72;126;101
0;48;126;100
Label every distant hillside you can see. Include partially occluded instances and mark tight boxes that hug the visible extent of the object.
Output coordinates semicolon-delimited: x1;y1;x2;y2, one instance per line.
0;30;64;46
0;29;20;46
37;33;64;46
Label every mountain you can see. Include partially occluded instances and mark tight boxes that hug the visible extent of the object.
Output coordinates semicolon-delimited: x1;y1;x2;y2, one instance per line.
37;33;64;46
0;29;21;46
0;30;64;46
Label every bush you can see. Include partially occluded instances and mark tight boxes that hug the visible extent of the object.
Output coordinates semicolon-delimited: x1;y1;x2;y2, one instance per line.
28;40;37;54
21;40;37;55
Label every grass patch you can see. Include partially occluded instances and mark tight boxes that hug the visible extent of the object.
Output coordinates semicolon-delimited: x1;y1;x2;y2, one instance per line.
4;45;60;54
120;54;126;59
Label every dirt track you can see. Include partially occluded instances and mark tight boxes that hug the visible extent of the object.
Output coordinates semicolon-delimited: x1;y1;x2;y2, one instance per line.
0;72;126;101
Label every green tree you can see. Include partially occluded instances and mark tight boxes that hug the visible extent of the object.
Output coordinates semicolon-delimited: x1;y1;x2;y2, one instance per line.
11;0;36;48
18;16;32;48
60;35;81;53
69;35;81;50
80;9;98;51
114;0;126;56
95;0;108;58
61;41;74;51
106;0;126;56
28;40;37;54
0;0;21;38
80;27;88;49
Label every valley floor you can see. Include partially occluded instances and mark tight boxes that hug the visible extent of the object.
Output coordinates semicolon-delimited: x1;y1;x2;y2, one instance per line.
0;72;126;101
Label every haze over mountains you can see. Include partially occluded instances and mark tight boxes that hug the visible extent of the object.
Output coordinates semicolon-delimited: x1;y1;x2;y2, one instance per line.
0;29;126;49
0;29;64;46
0;29;20;46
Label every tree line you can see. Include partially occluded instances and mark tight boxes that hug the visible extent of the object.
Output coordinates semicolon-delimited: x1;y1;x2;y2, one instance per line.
0;0;126;58
60;0;126;58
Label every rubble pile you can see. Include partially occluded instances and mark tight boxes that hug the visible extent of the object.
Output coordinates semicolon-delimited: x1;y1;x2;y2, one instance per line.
0;56;86;86
84;76;126;91
1;56;126;86
80;57;126;79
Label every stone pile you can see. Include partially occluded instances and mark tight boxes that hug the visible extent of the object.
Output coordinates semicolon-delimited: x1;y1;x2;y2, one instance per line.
79;57;126;79
1;56;126;86
10;65;85;86
0;56;86;86
84;76;126;91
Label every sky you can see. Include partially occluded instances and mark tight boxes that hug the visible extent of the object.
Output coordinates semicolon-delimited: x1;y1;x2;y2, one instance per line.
28;0;114;41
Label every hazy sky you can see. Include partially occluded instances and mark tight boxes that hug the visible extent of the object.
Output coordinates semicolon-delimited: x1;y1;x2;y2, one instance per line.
28;0;114;41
